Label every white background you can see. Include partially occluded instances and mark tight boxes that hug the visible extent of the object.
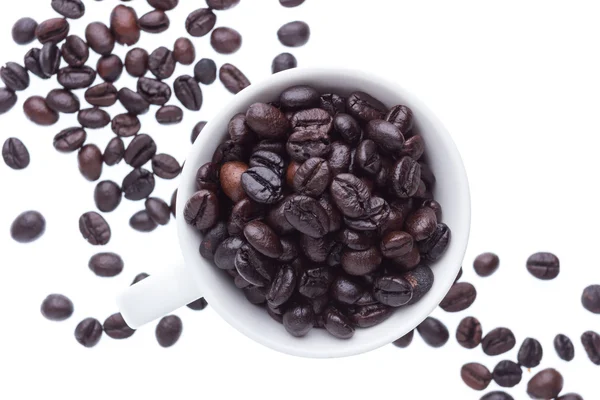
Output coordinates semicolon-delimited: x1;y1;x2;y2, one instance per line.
1;0;599;399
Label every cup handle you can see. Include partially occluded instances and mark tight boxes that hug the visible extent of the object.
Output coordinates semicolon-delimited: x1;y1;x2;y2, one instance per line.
116;262;203;329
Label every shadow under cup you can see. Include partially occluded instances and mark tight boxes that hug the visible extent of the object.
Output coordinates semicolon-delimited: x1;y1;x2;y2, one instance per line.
177;68;470;358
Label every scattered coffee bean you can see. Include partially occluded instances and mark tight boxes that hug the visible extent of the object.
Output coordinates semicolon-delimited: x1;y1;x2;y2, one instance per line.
527;368;564;399
125;134;157;168
130;210;158;232
112;113;141;137
480;392;514;400
152;154;181;179
145;198;171;225
194;58;216;84
12;17;38;45
211;27;242;54
85;22;114;55
96;54;123;82
148;46;176;80
57;66;97;89
103;137;125;166
439;282;477;312
125;48;149;77
482;327;516;356
118;88;150;115
156;105;182;124
556;394;584;400
156;315;182;347
131;273;149;285
186;8;216;37
518;337;543;368
46;89;80;113
581;330;600;365
172;37;196;65
74;318;102;348
39;41;61;76
122;168;155;200
456;316;483;349
78;107;110;129
41;294;73;321
78;144;103;181
61;35;89;67
392;330;414;348
2;137;30;170
582;284;600;314
191;121;207;143
219;63;250;94
461;362;492;391
23;96;59;125
52;0;85;19
139;10;170;33
492;360;522;388
79;211;111;245
0;88;17;114
110;5;140;45
280;0;305;6
174;75;203;111
272;52;297;74
187;298;208;311
1;62;30;92
526;252;560;280
417;317;449;348
103;312;135;339
85;83;117;107
89;252;123;277
10;211;45;243
94;180;122;212
277;21;310;47
554;334;575;361
474;252;500;277
36;18;69;44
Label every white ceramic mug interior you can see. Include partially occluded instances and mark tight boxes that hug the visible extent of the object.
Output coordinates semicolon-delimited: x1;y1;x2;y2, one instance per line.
117;68;471;358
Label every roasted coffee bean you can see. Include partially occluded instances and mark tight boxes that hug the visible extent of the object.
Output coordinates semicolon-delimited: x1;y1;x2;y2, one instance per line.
122;168;155;200
401;135;425;160
78;107;110;129
278;237;298;262
333;113;362;146
103;137;124;166
392;246;421;271
556;394;583;400
300;234;332;262
298;266;334;298
184;190;219;230
2;138;30;170
219;63;251;94
582;284;600;313
151;154;180;180
85;83;117;107
194;58;216;84
79;211;110;245
174;75;203;111
173;37;195;65
349;303;393;328
320;93;346;116
243;286;266;304
148;0;179;10
461;363;492;391
380;231;413;258
85;22;114;55
137;77;171;106
1;62;29;91
492;360;522;388
219;161;248;202
366;120;405;153
118;88;149;116
330;174;371;218
110;5;140;45
456;316;483;349
373;275;413;307
277;21;310;47
323;306;354;339
244;220;282;258
235;244;275;287
23;96;59;125
280;85;320;111
130;210;158;232
385;105;414;132
213;140;247;164
401;265;434;304
518;337;543;368
211;27;242;54
526;252;560;280
379;201;410;235
186;8;216;37
78;144;103;181
330;276;364;305
125;48;148;77
418;222;451;262
39;43;61;78
191;121;207;143
74;318;102;348
89;252;123;277
482;328;516;356
94;180;122;212
290;108;333;136
283;302;314;337
207;0;240;9
355;139;381;175
112;113;140;137
41;294;73;321
272;53;297;73
195;162;219;192
170;189;177;217
347;91;386;122
284;195;329;238
23;48;46;80
393;330;414;348
0;88;17;115
527;368;564;399
132;273;150;286
155;105;182;124
36;18;69;44
246;103;289;140
285;161;300;186
344;196;390;231
103;313;135;339
391;156;421;198
139;10;169;33
554;334;575;361
57;66;96;89
97;54;123;82
214;236;245;270
148;47;176;80
12;18;38;45
318;194;342;233
241;167;283;204
439;282;476;312
46;89;79;113
417;317;449;347
581;330;600;365
337;229;371;251
266;197;295;235
199;221;229;261
341;246;382;276
10;211;45;243
480;392;514;400
473;252;500;277
292;158;330;197
52;0;85;19
327;141;352;176
53;127;86;153
156;315;182;347
61;35;88;67
249;151;284;176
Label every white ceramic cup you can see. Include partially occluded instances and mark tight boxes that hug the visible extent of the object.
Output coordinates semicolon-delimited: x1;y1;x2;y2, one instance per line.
117;68;471;358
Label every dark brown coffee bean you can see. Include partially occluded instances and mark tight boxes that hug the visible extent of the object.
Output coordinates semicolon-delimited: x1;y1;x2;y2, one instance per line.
298;266;334;298
366;119;405;153
152;153;180;180
348;303;393;328
214;236;245;270
582;284;600;314
10;211;45;243
210;27;242;54
148;47;176;80
277;21;310;47
280;0;305;6
355;139;381;175
284;195;329;238
244;220;283;258
391;156;421;198
12;18;38;45
78;144;103;181
184;190;219;230
527;369;564;399
125;48;148;77
581;330;600;365
79;211;110;245
191;121;207;143
97;54;123;82
85;83;117;107
118;88;149;115
283;302;314;337
292;157;331;197
417;317;449;347
320;93;346;116
323;306;354;339
1;62;29;92
440;282;477;312
341;246;382;276
220;161;249;202
235;244;276;287
57;66;97;90
319;195;342;234
518;337;543;368
291;108;333;136
54;127;86;153
385;105;413;132
401;135;425;159
148;0;179;10
401;265;434;304
52;0;85;19
122;168;155;200
155;315;182;347
174;75;203;111
89;252;123;277
456;316;482;349
347;91;386;122
0;87;17;115
139;10;169;33
482;328;516;356
554;334;575;361
23;48;46;80
156;105;182;125
36;18;69;44
78;107;110;129
330;174;371;218
131;273;150;286
326;141;351;176
333;113;362;146
46;89;79;113
94;180;122;212
461;363;492;391
39;43;61;78
124;134;156;168
373;275;413;307
2;138;30;170
137;77;171;105
246;103;289;140
266;197;295;235
329;276;364;305
194;58;216;84
473;252;500;277
557;394;583;400
74;318;102;348
241;166;283;204
248;152;285;179
110;5;140;45
186;8;216;37
526;252;560;280
380;231;413;258
336;229;370;251
23;96;59;125
492;360;522;388
392;246;421;271
272;52;297;73
199;222;228;261
481;392;514;400
169;38;195;66
279;85;319;111
103;137;124;166
85;22;114;55
130;210;158;232
219;63;250;94
112;113;140;137
392;330;414;348
61;35;88;67
207;0;240;9
195;162;219;192
41;294;73;321
300;234;333;263
103;313;135;339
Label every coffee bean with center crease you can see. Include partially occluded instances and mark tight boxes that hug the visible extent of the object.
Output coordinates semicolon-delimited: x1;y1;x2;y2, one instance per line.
246;103;289;140
0;88;17;115
110;5;140;45
347;91;386;122
97;55;123;82
263;198;294;235
148;0;179;10
103;313;135;339
492;360;522;388
101;137;123;167
373;275;413;307
85;22;114;55
249;151;284;176
85;83;117;107
277;21;310;47
61;35;88;67
526;252;560;280
144;198;171;226
323;306;355;339
78;108;110;129
330;174;371;218
74;318;102;348
10;211;45;243
77;144;102;181
41;294;73;321
393;330;414;348
554;334;575;361
391;156;421;198
481;392;514;400
581;284;600;314
291;108;333;135
173;38;195;65
211;27;242;54
186;8;216;37
456;316;483;349
54;127;86;153
194;58;216;84
417;317;449;347
214;236;245;270
461;363;492;391
1;62;29;92
300;234;332;263
355;139;381;175
130;210;158;232
284;195;329;238
184;190;219;230
243;220;282;258
474;252;500;277
36;18;69;44
482;327;516;356
293;158;331;197
24;96;59;125
174;75;202;111
235;244;275;287
517;337;543;368
320;93;346;116
228;198;266;235
196;162;219;192
272;53;297;74
148;47;176;80
112;113;140;137
39;43;61;78
199;221;229;261
298;266;334;298
418;222;451;262
23;48;46;80
241;167;283;204
219;63;251;94
212;140;247;164
125;48;148;77
12;18;38;45
2;138;30;170
440;282;477;312
527;368;564;399
58;66;96;90
124;134;156;168
349;303;393;328
122;168;155;200
52;0;85;19
341;246;382;276
89;252;123;277
344;195;390;231
385;105;414;132
46;89;79;113
400;264;434;305
287;129;331;162
94;180;122;212
118;88;149;115
137;77;171;105
581;330;600;365
380;231;413;258
156;105;182;124
139;10;170;33
79;211;111;245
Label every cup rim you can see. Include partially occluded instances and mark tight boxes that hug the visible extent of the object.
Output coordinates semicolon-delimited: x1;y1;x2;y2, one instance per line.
177;67;471;358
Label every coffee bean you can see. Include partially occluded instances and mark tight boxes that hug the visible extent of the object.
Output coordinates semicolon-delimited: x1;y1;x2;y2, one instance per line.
10;211;45;243
57;66;97;89
214;236;245;270
418;222;451;262
194;58;216;84
77;144;103;181
23;48;46;80
102;137;124;167
246;103;289;140
456;316;482;349
211;27;242;54
320;93;346;116
582;284;600;314
243;220;282;258
41;294;73;321
207;0;240;9
187;298;208;311
61;35;89;67
373;275;413;307
1;62;29;92
229;198;266;235
298;265;334;298
417;317;449;347
191;121;207;143
526;252;560;280
78;107;110;129
97;55;123;82
149;154;180;181
332;113;361;146
186;8;216;37
131;273;149;286
148;0;179;10
527;368;564;399
103;312;135;339
130;210;158;232
556;394;584;400
380;231;413;258
2;138;30;170
249;151;285;177
401;135;425;160
335;229;369;252
272;53;297;74
184;190;219;230
341;246;382;276
117;88;149;115
482;327;516;356
122;168;155;200
85;83;117;107
212;139;246;164
518;337;543;368
283;302;314;337
94;180;122;212
581;330;600;365
46;89;79;113
392;245;420;270
219;63;250;94
199;221;228;261
385;105;414;132
23;96;59;125
79;211;110;245
323;306;354;339
148;47;176;80
330;174;371;218
291;108;333;136
349;303;393;328
277;21;310;47
144;198;170;226
329;276;364;305
473;252;500;277
554;334;575;361
89;252;123;277
52;0;85;19
401;265;434;304
461;362;492;391
0;88;17;114
391;156;421;198
235;243;276;287
280;0;305;6
284;195;329;238
300;234;333;263
440;282;477;312
174;75;203;111
155;105;182;125
241;166;283;204
156;315;182;347
292;158;330;197
355;139;381;175
39;43;61;79
139;10;169;33
347;91;386;122
366;120;405;153
110;5;140;45
53;127;85;153
218;161;247;202
392;330;414;348
124;134;156;168
74;318;102;348
480;392;514;400
492;360;522;388
36;18;69;44
85;22;114;55
125;48;148;77
112;113;140;137
12;18;38;45
278;86;319;112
